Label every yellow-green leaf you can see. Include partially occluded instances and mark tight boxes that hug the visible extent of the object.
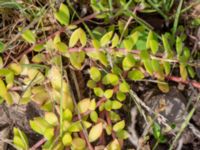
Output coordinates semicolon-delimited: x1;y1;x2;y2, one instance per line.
69;28;79;47
111;100;122;110
33;44;44;52
87;51;108;66
13;128;29;150
94;87;104;97
90;111;98;123
102;73;119;85
69;51;85;69
119;81;130;93
176;36;182;56
22;29;36;43
92;39;100;49
79;28;87;46
62;133;72;146
55;42;68;53
157;82;169;93
89;99;96;110
44;112;58;126
89;67;101;82
54;3;70;25
0;41;5;53
30;117;50;135
162;34;173;58
71;138;86;150
48;66;62;91
111;33;119;48
187;66;195;78
100;31;113;47
180;64;187;81
104;89;114;99
122;54;136;71
163;61;171;75
113;120;125;132
78;98;91;114
116;92;126;102
106;139;121;150
128;70;144;81
143;59;153;75
44;127;54;140
150;39;159;54
116;130;129;139
123;38;133;51
69;28;87;47
89;123;103;142
63;108;72;121
0;79;12;105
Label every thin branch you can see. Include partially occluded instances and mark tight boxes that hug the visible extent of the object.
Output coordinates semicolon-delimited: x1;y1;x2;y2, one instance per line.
166;76;200;89
67;69;94;150
30;138;46;150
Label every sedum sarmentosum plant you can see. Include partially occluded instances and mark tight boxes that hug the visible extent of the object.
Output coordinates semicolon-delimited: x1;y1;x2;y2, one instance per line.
0;2;193;150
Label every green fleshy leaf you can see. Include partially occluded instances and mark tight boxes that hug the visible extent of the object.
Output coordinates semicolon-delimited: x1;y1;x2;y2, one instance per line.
113;120;125;132
89;123;103;142
163;61;171;75
143;59;153;75
62;133;72;146
0;79;12;105
157;82;170;93
69;28;87;47
0;41;5;53
87;80;96;88
94;87;104;97
187;66;195;78
128;70;144;81
140;50;150;60
89;67;101;82
105;100;113;111
55;42;68;53
54;3;70;25
146;31;159;54
13;128;29;150
119;81;130;93
104;89;114;99
122;54;136;71
90;111;98;123
116;130;129;139
112;100;122;110
102;73;119;85
180;63;187;81
176;36;183;56
44;112;58;126
100;31;113;47
63;108;72;121
78;98;91;114
22;29;36;43
116;92;126;101
153;122;161;140
71;138;86;150
69;51;85;69
44;127;54;140
111;33;119;48
30;117;50;135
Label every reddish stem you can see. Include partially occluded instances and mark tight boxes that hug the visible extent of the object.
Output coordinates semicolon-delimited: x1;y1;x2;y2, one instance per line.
79;131;94;150
166;76;200;90
99;111;106;145
30;138;46;150
105;111;116;140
